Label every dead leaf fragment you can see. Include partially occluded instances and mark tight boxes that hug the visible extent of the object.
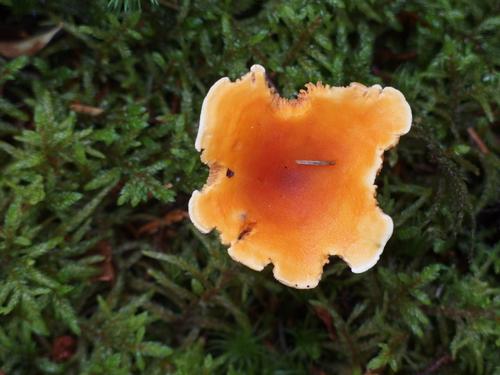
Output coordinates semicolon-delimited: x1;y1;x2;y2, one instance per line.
91;241;115;283
467;127;490;154
314;306;336;341
70;103;104;116
51;335;77;362
0;23;63;58
138;209;189;235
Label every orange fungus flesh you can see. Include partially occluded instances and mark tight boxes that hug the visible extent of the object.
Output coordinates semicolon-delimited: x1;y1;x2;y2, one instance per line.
189;65;412;289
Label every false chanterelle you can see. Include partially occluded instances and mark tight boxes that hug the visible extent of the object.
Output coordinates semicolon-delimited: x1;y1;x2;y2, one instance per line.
189;65;412;289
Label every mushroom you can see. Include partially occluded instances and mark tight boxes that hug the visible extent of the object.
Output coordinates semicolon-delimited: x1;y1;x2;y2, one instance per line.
189;65;412;289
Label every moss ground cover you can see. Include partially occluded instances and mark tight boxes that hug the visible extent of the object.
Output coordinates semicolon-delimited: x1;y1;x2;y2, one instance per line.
0;1;498;374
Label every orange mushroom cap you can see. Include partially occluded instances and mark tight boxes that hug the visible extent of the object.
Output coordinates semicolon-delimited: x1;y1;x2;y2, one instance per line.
189;65;412;289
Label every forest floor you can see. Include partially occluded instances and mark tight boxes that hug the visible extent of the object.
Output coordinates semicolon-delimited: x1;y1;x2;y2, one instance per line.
0;1;499;374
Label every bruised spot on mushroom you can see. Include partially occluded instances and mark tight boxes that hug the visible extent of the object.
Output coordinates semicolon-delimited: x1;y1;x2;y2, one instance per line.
189;64;412;289
238;221;256;241
250;72;256;83
207;163;224;185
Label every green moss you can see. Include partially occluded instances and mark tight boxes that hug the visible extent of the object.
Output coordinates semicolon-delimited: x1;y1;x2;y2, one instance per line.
0;0;499;374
